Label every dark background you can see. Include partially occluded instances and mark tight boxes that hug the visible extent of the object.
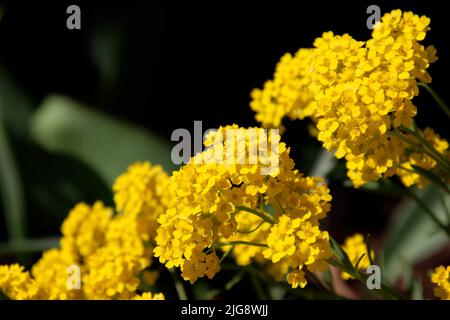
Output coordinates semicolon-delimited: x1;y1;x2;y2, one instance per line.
0;0;448;263
1;0;449;136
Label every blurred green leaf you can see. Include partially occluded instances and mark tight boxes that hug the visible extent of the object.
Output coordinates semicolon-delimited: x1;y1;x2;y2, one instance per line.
0;109;26;241
410;274;424;300
0;237;59;255
0;64;33;245
20;146;113;234
410;165;450;193
0;65;33;139
309;149;336;179
383;185;449;286
192;280;218;300
225;270;245;291
30;95;177;186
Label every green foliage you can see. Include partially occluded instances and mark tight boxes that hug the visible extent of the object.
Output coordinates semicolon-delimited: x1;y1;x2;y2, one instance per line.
31;95;176;186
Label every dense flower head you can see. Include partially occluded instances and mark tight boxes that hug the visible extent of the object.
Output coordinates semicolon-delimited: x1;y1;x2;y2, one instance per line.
154;125;332;287
113;161;174;239
224;211;271;266
341;234;374;280
250;9;446;188
60;201;112;259
250;48;316;128
82;244;150;299
31;249;81;300
0;162;168;300
431;265;450;300
0;264;43;300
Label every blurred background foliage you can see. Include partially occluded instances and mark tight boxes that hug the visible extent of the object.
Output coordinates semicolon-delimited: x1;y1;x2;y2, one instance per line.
0;0;449;299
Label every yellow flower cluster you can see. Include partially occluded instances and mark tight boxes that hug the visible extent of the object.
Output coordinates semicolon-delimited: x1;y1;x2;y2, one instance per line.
396;128;449;188
113;161;173;239
0;162;169;300
340;234;374;280
154;125;332;287
0;265;43;300
250;9;448;188
225;211;271;266
431;265;450;300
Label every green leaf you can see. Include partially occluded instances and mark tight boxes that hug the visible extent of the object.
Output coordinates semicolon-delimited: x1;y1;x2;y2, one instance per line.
30;95;177;186
0;110;26;241
329;236;353;268
410;274;424;300
410;164;450;193
0;237;59;255
354;253;366;271
225;270;245;291
191;279;217;300
383;185;450;286
0;65;33;139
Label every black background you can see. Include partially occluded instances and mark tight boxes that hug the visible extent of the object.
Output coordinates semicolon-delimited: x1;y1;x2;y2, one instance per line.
0;0;448;136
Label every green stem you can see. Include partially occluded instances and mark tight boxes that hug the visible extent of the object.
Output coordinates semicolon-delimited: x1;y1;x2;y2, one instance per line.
275;196;286;214
438;192;450;224
392;127;450;172
404;188;450;236
396;164;450;194
418;82;450;118
250;273;269;300
364;234;375;266
305;269;331;293
235;205;276;224
219;246;233;263
170;269;188;300
237;220;265;233
327;257;405;300
215;240;268;248
0;114;26;241
401;126;450;169
0;237;59;255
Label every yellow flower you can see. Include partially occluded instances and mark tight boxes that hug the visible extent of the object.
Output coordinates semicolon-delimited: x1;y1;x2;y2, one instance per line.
133;292;165;300
397;128;449;188
113;161;174;239
430;265;450;300
60;201;112;259
155;125;332;288
287;270;307;289
341;234;374;280
1;162;171;300
225;210;271;266
250;9;444;189
0;264;43;300
31;249;81;300
82;244;150;300
263;216;300;263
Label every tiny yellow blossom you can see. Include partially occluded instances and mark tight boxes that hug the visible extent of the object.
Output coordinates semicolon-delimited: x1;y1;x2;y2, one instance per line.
430;265;450;300
133;292;165;300
0;264;44;300
341;234;374;280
